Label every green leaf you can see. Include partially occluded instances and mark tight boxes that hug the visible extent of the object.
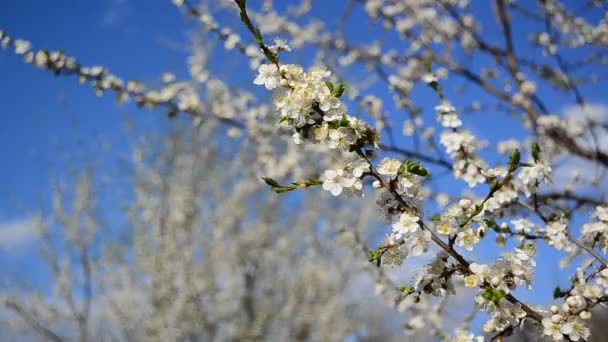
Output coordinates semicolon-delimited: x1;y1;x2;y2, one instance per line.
325;81;334;92
333;83;347;98
436;331;448;341
368;250;382;267
423;60;432;73
495;289;507;301
482;289;493;301
484;219;498;229
531;142;541;162
509;149;521;170
520;162;534;167
549;285;564;298
328;121;340;129
261;177;279;187
398;164;407;175
340;115;349;127
429;213;441;222
397;285;413;293
307;177;323;185
404;160;428;177
254;28;263;44
482;288;507;303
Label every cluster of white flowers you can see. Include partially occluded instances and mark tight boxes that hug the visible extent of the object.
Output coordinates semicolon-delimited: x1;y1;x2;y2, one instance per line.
482;169;519;213
391;211;420;238
0;30;216;115
467;245;537;333
373;157;430;260
320;156;373;197
581;206;608;251
321;168;363;197
389;212;431;256
434;201;483;251
517;159;553;197
439;129;486;187
435;101;462;128
511;218;535;234
542;299;592;341
254;62;376;148
544;218;572;252
252;60;383;200
413;252;453;296
542;255;608;341
543;314;591;341
376;158;425;203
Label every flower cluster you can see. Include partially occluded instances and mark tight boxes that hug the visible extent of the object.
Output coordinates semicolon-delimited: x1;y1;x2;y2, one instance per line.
544;218;571;252
0;31;212;117
413;252;453;297
434;201;482;251
467;245;537;333
254;62;378;150
439;129;486;187
581;206;608;251
321;168;363;197
542;302;592;341
435;101;462;128
517;159;552;197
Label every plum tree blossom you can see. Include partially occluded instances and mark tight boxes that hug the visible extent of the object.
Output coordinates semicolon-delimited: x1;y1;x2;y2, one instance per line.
253;63;280;90
2;0;608;340
392;212;420;237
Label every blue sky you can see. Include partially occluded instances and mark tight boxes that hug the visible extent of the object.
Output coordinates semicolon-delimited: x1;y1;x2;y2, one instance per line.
0;0;607;329
0;0;193;291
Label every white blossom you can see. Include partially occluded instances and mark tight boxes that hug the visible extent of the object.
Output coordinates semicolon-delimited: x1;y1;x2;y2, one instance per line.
392;212;420;237
322;169;355;196
456;228;480;251
404;229;431;256
518;160;552;197
543;318;565;341
253;63;280;90
561;316;590;341
14;39;30;54
269;37;291;53
377;158;402;176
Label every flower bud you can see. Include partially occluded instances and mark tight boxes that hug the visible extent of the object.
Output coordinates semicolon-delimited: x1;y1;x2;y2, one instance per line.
496;234;506;247
566;296;579;307
550;305;559;314
458;198;472;209
580;311;592;320
551;314;562;324
562;303;571;313
491;276;501;286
